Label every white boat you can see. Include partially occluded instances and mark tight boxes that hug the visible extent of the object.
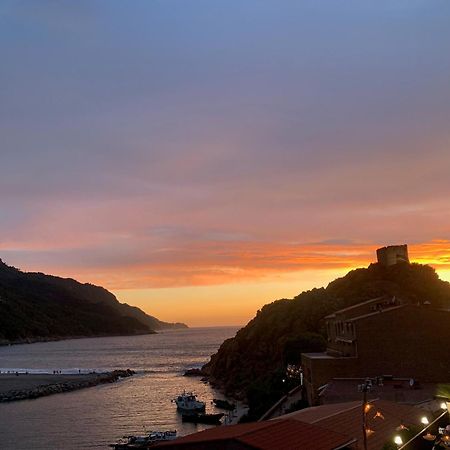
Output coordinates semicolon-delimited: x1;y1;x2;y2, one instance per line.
149;431;177;442
110;430;177;449
174;391;206;412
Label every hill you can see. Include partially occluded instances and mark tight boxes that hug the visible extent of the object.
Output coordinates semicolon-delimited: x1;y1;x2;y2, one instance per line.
202;262;450;420
0;258;187;344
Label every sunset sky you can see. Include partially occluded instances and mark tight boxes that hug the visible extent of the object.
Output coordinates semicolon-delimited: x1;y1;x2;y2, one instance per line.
1;1;450;326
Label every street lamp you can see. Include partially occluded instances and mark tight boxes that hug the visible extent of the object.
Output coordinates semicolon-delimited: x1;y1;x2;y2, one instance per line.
358;377;384;450
394;435;403;446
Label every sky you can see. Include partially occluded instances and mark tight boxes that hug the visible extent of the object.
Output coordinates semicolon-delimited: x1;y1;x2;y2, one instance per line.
1;1;450;326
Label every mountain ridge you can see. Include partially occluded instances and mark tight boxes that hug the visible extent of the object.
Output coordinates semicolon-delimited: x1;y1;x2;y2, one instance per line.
0;258;187;344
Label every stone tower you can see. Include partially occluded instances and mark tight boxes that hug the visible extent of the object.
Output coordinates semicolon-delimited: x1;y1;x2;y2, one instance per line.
376;244;409;267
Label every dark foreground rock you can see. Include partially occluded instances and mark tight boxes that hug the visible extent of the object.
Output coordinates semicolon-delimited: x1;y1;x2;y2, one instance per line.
183;368;206;377
0;369;135;402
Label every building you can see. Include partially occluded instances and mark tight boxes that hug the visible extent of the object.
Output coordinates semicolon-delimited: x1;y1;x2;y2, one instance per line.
376;244;409;266
301;296;450;405
155;400;449;450
279;399;446;450
155;418;356;450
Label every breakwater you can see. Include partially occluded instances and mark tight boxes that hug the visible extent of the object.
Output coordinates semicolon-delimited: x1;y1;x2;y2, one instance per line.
0;369;135;402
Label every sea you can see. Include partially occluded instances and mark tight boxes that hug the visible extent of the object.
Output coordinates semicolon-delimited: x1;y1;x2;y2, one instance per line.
0;326;239;450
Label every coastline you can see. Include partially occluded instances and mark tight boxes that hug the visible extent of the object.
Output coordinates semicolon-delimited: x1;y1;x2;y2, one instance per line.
0;331;158;347
0;325;195;347
0;327;243;448
0;369;134;402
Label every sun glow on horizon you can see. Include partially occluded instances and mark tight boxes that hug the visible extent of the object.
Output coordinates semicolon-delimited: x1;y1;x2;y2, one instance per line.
2;240;450;327
113;267;352;327
111;240;450;327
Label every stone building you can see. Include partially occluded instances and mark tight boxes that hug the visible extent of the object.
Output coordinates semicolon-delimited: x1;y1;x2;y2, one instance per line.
301;296;450;405
376;244;409;267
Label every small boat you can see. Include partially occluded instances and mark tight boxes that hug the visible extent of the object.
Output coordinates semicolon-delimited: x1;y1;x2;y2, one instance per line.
213;398;236;410
182;412;224;425
174;391;206;412
109;430;177;449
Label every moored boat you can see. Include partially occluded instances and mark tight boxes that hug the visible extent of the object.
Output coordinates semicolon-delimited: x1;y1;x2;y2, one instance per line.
109;430;177;449
174;391;206;412
181;412;224;425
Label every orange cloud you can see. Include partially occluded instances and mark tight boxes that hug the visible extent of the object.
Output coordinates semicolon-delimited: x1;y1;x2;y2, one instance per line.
18;239;448;292
409;240;450;267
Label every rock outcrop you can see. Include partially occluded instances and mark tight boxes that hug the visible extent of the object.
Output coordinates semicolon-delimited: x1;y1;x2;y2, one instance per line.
203;262;450;420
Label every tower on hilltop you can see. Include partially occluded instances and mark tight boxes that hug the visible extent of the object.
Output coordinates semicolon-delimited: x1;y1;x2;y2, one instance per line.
376;244;409;267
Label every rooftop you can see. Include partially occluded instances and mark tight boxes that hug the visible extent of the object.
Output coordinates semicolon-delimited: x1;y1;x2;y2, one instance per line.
280;399;430;450
318;378;450;407
155;418;356;450
301;352;342;360
325;296;389;319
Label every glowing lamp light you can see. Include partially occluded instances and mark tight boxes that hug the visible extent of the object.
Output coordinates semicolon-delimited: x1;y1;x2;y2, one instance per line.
364;403;372;413
366;428;375;437
423;432;436;441
441;401;448;410
394;435;403;446
421;416;429;425
396;424;409;431
373;411;385;420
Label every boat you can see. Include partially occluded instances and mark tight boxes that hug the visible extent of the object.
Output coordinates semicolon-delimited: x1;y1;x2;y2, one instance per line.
213;398;236;410
174;391;206;412
182;412;224;425
109;430;177;449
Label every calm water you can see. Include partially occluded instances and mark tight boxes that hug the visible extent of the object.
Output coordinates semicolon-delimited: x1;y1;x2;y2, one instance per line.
0;327;239;450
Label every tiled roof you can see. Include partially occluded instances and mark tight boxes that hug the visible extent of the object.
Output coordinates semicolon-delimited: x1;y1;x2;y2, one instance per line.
280;401;362;423
155;418;355;450
324;296;388;319
238;419;355;450
282;399;428;450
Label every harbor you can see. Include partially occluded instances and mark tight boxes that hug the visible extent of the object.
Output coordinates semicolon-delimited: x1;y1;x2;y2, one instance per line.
0;328;241;449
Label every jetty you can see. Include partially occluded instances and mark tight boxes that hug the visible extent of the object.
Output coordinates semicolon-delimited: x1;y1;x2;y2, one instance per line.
0;369;134;402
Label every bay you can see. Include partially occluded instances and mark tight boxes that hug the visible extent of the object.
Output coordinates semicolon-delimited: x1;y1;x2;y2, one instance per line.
0;326;239;450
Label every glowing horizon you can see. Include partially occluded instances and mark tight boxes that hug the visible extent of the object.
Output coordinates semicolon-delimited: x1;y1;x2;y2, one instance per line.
2;2;450;326
2;241;450;326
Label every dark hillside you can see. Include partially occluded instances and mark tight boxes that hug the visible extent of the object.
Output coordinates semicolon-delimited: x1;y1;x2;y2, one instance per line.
203;262;450;419
0;259;187;344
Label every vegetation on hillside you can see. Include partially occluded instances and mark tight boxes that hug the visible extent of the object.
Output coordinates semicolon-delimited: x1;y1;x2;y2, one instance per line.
0;259;187;344
203;262;450;420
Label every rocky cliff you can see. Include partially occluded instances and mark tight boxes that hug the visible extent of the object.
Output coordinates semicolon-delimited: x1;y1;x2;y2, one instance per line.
203;262;450;420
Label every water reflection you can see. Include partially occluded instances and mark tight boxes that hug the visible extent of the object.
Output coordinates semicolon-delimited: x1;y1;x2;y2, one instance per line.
0;327;238;450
